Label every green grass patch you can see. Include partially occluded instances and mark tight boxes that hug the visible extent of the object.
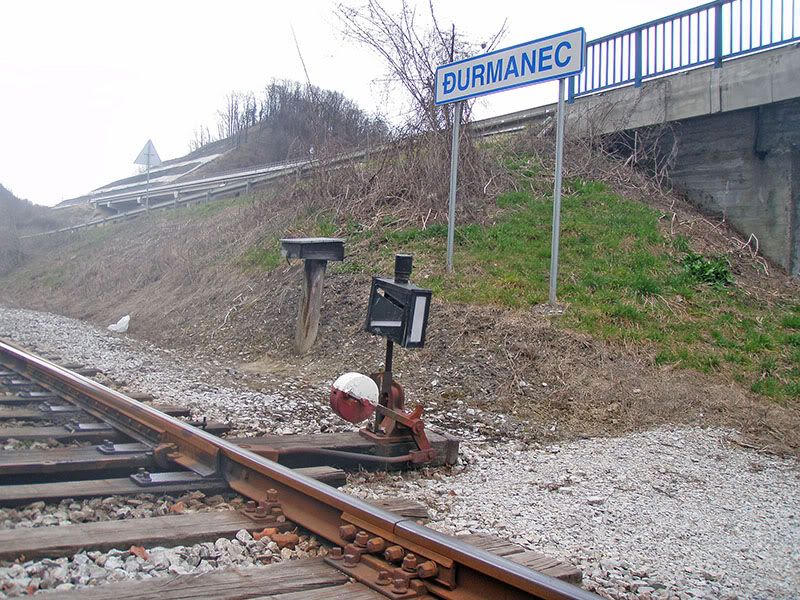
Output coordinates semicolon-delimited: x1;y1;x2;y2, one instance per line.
354;173;800;403
164;195;248;220
496;190;530;208
331;261;367;275
751;377;780;396
79;226;115;246
36;266;67;289
240;239;281;272
782;314;800;329
390;223;448;244
315;214;338;237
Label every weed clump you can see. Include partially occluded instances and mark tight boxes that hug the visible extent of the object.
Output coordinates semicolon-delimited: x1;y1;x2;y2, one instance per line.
680;250;733;287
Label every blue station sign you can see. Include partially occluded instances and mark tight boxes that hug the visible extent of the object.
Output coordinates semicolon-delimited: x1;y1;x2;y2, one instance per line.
435;28;586;105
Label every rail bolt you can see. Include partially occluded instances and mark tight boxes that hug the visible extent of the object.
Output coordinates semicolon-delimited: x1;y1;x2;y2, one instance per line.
266;489;278;502
270;506;284;518
366;537;386;554
354;531;369;548
417;560;439;579
328;547;343;560
392;573;410;594
339;524;358;541
402;553;418;572
376;570;392;586
343;551;361;567
384;545;405;563
244;500;257;512
409;579;427;594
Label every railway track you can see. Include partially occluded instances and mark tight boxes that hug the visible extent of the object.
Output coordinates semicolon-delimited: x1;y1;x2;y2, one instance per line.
0;337;600;599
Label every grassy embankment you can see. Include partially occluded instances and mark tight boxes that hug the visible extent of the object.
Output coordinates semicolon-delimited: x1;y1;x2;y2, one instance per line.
240;155;799;405
9;149;797;407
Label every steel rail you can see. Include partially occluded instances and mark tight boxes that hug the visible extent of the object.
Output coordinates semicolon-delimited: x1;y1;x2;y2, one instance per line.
0;337;600;600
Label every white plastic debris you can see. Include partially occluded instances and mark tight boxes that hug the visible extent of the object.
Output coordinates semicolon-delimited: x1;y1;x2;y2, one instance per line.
107;315;130;333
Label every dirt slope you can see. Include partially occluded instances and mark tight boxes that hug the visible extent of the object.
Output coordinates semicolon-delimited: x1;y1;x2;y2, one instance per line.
1;175;797;455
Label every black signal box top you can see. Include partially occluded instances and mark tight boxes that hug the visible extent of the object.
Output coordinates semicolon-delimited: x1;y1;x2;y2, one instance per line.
365;277;432;349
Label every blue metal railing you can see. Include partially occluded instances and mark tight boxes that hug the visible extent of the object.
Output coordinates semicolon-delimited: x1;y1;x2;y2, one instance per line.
568;0;800;101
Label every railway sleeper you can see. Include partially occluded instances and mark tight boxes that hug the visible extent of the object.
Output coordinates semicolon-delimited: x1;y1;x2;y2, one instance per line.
0;501;579;599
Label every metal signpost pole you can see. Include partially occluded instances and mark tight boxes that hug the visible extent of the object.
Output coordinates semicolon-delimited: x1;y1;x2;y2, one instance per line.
145;162;151;212
549;78;566;305
135;140;161;213
446;102;462;273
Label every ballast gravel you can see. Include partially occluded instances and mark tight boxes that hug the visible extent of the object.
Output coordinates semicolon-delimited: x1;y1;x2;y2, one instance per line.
347;431;799;600
0;306;798;599
0;527;323;596
0;491;244;530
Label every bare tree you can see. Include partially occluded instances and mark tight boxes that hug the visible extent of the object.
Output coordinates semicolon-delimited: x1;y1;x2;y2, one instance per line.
217;92;241;141
335;0;506;132
187;80;388;163
189;125;215;153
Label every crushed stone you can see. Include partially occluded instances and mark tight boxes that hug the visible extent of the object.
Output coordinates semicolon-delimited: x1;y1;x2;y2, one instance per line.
1;306;798;599
346;429;800;599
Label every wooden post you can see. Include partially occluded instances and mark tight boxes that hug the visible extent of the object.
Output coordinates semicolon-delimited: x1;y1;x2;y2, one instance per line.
280;238;345;356
295;259;328;355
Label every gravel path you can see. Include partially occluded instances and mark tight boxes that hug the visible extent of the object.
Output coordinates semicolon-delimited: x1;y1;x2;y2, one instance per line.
347;432;799;599
1;306;798;599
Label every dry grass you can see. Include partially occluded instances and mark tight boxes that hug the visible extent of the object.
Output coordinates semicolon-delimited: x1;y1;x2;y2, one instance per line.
282;132;511;232
1;128;798;455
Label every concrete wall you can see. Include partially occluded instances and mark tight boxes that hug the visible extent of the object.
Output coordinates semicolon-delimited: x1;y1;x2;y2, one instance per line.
793;151;800;274
658;98;800;275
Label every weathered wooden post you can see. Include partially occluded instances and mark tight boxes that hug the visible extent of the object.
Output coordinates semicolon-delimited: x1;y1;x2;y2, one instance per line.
280;238;344;355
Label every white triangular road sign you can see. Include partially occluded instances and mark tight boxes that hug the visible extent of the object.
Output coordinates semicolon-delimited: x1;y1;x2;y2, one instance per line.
134;139;162;167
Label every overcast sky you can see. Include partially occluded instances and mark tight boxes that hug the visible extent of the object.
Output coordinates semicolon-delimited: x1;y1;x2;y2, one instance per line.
0;0;701;207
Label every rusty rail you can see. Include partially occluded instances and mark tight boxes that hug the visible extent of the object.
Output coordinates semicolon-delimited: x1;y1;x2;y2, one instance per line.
0;337;600;600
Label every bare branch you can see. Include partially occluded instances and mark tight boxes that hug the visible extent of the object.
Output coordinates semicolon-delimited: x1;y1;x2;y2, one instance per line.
335;0;506;132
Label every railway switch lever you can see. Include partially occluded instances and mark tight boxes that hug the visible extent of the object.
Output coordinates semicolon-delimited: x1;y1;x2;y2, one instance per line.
329;254;436;465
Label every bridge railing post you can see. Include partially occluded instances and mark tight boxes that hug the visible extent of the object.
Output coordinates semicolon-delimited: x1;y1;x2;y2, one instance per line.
634;29;643;87
567;76;575;104
714;1;724;68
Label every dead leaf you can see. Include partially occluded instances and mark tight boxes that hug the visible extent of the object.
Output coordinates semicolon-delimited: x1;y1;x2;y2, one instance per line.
130;545;149;560
253;527;279;541
272;532;299;549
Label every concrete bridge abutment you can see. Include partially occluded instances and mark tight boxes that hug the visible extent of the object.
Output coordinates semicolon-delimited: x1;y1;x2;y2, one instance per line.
661;99;800;275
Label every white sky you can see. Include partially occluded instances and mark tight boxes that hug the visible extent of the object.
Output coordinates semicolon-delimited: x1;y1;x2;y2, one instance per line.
0;0;701;207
